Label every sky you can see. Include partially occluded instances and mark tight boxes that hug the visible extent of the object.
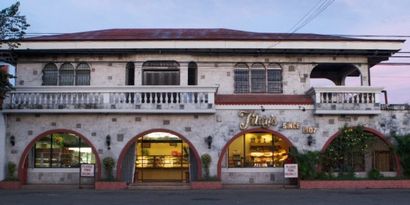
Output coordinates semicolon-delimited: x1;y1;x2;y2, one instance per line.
1;0;410;103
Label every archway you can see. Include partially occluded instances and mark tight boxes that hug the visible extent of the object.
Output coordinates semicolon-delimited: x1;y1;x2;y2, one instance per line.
18;129;101;184
217;128;293;184
310;63;362;86
321;127;400;176
117;129;201;183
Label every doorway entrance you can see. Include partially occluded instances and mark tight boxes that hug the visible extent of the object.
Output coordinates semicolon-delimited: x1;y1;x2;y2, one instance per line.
135;132;189;182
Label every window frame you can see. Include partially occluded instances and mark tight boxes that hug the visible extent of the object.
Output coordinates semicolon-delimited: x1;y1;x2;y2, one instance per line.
233;63;283;93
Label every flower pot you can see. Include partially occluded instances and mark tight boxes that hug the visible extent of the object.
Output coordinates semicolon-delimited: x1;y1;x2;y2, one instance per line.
0;181;22;190
191;181;223;190
95;181;127;190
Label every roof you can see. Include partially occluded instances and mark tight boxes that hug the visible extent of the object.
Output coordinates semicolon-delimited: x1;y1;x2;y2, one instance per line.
215;94;313;105
23;28;400;42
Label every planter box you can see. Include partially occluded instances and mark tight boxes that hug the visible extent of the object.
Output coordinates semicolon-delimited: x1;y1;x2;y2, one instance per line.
191;181;223;190
0;181;22;190
300;180;410;189
95;181;127;190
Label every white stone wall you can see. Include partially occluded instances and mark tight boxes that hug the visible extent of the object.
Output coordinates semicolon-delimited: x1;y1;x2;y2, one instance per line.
4;108;410;183
15;54;368;95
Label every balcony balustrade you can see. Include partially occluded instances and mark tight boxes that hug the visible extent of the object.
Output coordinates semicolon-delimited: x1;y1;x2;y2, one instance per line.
306;86;384;115
2;86;217;114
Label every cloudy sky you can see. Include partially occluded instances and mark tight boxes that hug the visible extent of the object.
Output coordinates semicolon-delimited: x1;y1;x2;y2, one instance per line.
2;0;410;103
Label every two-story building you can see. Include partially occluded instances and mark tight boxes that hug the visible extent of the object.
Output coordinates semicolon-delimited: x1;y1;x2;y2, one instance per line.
1;29;409;186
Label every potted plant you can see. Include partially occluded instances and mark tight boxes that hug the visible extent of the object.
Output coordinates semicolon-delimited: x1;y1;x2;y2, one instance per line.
95;157;127;190
191;154;222;190
0;162;21;189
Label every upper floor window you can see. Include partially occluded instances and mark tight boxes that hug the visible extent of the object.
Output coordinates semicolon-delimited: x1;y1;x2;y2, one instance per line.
234;63;282;93
59;63;75;85
76;63;91;85
142;61;180;85
42;62;91;86
42;63;58;85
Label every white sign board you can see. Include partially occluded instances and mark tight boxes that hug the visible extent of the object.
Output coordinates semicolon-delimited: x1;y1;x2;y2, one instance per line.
284;164;298;178
80;164;95;177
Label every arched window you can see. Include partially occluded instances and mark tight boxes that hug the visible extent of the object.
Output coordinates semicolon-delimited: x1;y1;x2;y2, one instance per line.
76;63;91;85
267;63;282;93
233;62;283;93
125;62;135;85
42;63;58;86
32;132;96;168
59;63;75;85
250;63;266;93
234;63;249;93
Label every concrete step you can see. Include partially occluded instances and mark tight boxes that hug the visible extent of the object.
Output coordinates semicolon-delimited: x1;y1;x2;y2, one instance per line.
128;182;191;190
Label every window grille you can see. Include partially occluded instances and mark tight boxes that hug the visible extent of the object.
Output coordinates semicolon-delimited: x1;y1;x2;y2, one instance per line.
234;69;249;93
76;63;90;85
42;63;58;85
59;63;75;85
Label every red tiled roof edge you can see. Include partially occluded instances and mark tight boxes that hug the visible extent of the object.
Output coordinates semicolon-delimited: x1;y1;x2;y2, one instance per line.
215;94;313;105
23;28;404;43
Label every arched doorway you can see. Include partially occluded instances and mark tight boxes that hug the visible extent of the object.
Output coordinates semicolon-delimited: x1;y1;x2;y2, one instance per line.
218;128;293;184
18;129;101;184
321;127;400;177
117;129;201;184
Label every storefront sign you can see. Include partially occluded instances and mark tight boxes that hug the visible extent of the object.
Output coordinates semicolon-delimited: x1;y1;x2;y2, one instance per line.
80;164;95;177
284;164;298;178
239;111;277;130
282;122;300;129
302;127;318;134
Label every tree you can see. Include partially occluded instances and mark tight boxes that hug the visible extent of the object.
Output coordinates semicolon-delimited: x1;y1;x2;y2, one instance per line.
0;1;30;49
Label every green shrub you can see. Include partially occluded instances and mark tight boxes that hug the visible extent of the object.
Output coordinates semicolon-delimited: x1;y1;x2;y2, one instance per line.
289;148;320;180
367;168;383;180
102;157;115;181
201;154;212;180
393;134;410;177
6;162;17;180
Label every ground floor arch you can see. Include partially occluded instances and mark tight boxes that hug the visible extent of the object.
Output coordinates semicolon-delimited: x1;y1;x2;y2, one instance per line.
321;127;400;177
117;129;201;183
217;128;294;184
18;129;101;184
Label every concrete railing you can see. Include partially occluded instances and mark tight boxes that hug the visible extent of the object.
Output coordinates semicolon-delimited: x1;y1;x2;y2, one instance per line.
2;86;218;114
306;86;384;115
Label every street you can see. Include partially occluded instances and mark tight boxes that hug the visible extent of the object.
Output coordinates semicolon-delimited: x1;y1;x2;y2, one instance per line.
0;189;409;205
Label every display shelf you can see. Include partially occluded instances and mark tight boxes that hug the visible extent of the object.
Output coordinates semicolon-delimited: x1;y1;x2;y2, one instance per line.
136;155;189;168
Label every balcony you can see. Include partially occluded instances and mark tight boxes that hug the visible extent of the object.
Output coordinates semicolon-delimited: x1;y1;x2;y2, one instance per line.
2;86;217;114
306;86;384;115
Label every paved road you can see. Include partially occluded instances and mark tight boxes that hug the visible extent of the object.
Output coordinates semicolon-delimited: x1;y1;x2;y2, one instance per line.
0;189;409;205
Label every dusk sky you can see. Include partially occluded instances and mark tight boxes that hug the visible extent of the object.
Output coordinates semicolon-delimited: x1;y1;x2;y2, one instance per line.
1;0;410;103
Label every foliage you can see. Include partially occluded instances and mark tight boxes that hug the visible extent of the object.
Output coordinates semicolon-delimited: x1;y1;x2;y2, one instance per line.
0;68;15;99
6;161;18;180
201;153;212;180
321;125;374;177
367;168;383;180
102;157;115;181
393;134;410;177
289;148;321;180
0;1;30;49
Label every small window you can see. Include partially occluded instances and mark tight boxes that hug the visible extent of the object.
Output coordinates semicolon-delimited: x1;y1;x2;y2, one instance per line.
125;62;135;85
59;63;75;85
234;63;249;93
42;63;58;86
76;63;90;85
267;63;282;93
188;62;197;85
